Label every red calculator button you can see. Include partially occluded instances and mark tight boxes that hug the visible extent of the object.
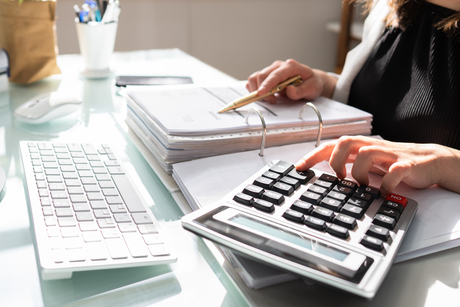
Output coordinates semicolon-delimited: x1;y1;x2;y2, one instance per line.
386;193;408;207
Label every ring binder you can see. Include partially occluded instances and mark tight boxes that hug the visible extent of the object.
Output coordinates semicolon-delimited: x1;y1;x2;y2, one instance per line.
299;102;323;147
245;108;267;156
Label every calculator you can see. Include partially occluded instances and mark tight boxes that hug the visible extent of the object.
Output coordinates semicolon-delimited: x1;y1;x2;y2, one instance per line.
181;160;417;298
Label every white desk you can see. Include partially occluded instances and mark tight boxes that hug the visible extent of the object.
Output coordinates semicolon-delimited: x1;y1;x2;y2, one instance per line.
0;49;459;307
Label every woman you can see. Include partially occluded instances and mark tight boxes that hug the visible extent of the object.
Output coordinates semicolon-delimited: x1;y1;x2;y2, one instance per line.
246;0;460;195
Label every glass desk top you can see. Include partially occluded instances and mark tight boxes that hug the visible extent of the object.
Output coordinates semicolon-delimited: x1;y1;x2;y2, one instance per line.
1;49;460;307
0;49;248;307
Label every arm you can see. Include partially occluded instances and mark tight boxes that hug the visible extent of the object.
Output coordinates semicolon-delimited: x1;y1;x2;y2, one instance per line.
246;59;338;103
295;135;460;195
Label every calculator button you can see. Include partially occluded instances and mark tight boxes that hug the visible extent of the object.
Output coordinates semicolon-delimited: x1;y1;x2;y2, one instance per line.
360;235;384;251
272;182;294;196
253;199;275;213
319;197;343;212
326;224;349;239
262;171;282;182
253;177;274;189
340;203;364;219
261;190;285;205
304;216;326;231
352;191;372;202
233;193;254;206
311;207;334;222
386;193;408;207
290;200;313;215
318;173;338;184
366;225;390;241
313;180;333;191
382;200;404;213
378;207;400;220
269;161;294;176
287;169;315;184
243;185;264;198
308;185;327;196
333;213;357;230
332;185;353;197
338;179;358;190
346;197;369;209
373;214;396;230
327;191;347;202
357;186;380;199
300;191;322;205
279;177;300;190
282;209;305;223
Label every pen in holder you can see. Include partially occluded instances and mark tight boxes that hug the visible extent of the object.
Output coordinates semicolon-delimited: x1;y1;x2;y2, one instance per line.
76;21;118;78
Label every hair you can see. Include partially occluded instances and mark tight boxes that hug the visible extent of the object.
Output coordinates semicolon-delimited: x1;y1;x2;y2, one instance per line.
358;0;460;34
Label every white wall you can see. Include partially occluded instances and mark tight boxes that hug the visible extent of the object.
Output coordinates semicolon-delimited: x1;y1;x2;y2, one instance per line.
56;0;343;80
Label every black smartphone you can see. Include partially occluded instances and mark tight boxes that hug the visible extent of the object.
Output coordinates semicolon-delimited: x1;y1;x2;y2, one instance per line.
115;76;193;87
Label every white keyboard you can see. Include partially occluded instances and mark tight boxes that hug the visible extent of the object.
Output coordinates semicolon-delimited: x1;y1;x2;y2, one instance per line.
20;141;176;280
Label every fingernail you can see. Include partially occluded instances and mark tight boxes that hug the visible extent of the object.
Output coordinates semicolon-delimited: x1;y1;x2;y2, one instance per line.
380;188;388;197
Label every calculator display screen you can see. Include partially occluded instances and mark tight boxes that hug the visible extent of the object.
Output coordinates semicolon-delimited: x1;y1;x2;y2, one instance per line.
230;214;349;262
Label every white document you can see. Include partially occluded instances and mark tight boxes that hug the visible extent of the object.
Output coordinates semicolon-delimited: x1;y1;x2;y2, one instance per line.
125;82;372;136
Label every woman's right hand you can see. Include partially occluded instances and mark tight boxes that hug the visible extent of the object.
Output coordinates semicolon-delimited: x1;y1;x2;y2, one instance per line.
246;59;337;103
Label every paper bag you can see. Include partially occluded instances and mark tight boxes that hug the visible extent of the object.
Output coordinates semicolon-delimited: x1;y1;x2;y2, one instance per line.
0;0;61;84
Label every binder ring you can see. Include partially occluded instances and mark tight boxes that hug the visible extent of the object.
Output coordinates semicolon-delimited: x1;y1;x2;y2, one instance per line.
299;102;323;147
245;108;267;156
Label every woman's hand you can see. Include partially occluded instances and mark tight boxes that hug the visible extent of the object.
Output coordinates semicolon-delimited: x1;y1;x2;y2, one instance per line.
295;136;460;195
246;59;337;104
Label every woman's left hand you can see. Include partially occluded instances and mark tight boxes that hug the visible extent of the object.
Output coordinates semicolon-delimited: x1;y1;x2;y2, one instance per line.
295;136;460;195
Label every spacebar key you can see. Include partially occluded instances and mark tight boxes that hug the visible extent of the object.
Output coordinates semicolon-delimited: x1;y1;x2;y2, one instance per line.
112;174;147;213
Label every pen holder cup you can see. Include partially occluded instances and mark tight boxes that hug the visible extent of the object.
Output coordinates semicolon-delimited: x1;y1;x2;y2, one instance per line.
76;22;118;78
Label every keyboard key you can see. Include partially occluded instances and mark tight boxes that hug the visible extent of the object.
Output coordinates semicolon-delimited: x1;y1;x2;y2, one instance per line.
320;197;343;212
242;184;264;198
346;197;369;208
366;225;390;241
304;216;326;231
272;182;294;196
286;168;315;184
340;203;364;219
233;193;253;206
279;177;300;189
261;190;285;205
300;191;322;205
333;213;357;230
253;176;274;189
269;161;294;176
326;224;349;239
282;209;305;223
308;185;327;196
311;207;334;222
360;235;384;251
112;174;148;213
318;173;338;184
290;199;313;215
313;180;333;191
357;186;380;199
105;238;129;259
253;199;275;212
123;233;149;258
352;190;372;202
338;179;358;190
132;213;154;225
373;214;396;230
262;171;282;181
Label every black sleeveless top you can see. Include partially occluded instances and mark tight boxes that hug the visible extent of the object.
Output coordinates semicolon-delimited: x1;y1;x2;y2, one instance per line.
348;2;460;149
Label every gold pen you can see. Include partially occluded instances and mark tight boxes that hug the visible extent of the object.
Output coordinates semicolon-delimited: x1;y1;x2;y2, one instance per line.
218;75;302;113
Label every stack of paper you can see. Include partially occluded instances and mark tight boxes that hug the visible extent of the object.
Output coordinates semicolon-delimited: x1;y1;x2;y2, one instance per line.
123;82;372;173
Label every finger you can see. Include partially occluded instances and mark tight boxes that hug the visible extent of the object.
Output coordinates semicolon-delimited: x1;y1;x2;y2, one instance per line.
379;162;411;196
351;146;398;186
285;74;320;101
247;72;261;92
295;141;337;170
329;136;379;179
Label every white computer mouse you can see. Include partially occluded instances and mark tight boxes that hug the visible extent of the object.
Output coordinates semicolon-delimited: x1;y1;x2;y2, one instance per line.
14;92;82;124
